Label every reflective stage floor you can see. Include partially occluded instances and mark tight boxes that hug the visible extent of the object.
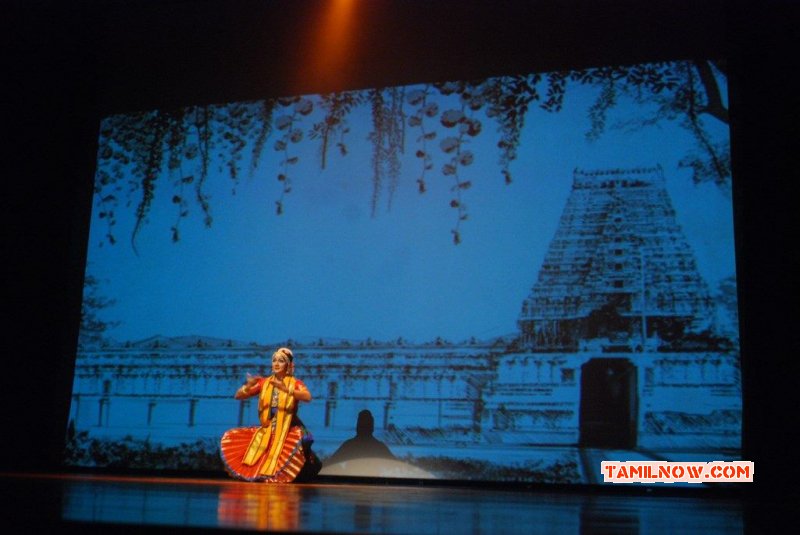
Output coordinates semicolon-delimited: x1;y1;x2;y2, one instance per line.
0;472;788;534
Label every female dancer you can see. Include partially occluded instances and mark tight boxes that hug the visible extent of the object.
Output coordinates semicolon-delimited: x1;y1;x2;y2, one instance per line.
220;347;320;482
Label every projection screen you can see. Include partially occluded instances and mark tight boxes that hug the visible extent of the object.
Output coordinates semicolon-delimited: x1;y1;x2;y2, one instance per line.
65;59;740;484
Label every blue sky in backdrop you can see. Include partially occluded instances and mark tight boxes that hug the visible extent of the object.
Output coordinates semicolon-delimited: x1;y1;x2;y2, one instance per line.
84;69;734;345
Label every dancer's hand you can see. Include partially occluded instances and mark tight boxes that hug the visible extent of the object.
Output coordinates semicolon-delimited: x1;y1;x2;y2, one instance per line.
245;373;261;387
268;377;285;391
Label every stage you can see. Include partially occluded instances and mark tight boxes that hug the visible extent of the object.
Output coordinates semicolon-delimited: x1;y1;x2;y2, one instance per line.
3;471;780;534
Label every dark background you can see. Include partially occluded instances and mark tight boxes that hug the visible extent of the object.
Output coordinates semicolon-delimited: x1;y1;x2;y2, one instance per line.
3;0;798;499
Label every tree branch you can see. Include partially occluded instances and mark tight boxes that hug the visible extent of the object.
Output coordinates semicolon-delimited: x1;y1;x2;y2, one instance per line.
693;60;729;124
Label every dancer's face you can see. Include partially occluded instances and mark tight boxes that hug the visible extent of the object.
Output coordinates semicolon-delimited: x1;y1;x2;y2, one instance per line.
272;354;289;375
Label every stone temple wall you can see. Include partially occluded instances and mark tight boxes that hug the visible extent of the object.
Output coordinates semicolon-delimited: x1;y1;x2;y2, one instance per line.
69;337;740;455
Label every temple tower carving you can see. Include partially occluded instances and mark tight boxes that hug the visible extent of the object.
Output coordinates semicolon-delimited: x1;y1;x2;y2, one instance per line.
518;167;714;352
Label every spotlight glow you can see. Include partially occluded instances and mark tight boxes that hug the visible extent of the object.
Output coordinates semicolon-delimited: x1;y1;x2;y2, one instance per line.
304;0;357;88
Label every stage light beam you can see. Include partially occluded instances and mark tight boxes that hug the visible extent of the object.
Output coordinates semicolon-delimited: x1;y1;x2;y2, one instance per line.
302;0;358;90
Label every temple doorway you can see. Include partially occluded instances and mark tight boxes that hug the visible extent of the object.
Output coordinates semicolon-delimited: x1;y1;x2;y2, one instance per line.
579;358;638;449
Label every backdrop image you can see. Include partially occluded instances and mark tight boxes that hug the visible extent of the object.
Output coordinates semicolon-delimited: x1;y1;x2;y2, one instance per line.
65;59;739;484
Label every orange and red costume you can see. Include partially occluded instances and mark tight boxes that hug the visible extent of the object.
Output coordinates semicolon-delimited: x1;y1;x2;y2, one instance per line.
220;376;320;482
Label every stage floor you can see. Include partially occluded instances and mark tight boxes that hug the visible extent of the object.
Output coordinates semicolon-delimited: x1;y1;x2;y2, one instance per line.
0;472;776;534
